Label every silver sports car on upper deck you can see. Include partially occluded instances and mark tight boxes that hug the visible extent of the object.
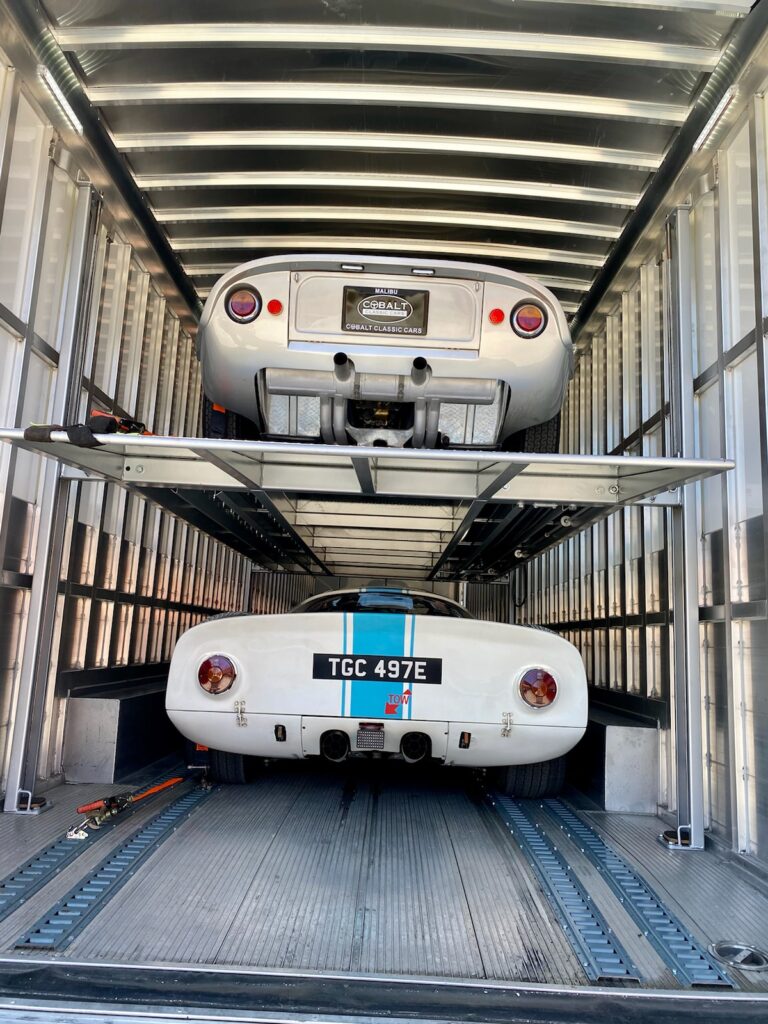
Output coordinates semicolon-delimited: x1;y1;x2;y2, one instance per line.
197;254;573;451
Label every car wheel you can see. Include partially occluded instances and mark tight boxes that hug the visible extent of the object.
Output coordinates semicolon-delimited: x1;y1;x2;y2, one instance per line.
503;411;561;454
201;394;260;441
496;754;566;799
208;749;255;785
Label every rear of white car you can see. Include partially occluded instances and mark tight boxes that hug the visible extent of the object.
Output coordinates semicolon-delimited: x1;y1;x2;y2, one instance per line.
197;254;573;449
166;590;587;777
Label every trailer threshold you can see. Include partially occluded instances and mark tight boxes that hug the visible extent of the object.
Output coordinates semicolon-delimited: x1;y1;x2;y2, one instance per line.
0;958;766;1024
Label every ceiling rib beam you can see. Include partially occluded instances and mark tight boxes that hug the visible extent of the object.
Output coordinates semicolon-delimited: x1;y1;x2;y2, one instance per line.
155;205;622;241
112;129;661;171
54;23;719;69
171;235;605;269
88;82;688;125
185;264;592;293
135;171;639;209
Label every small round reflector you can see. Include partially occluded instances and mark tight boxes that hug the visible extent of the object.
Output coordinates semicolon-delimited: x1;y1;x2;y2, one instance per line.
267;298;283;315
226;287;261;323
488;307;505;325
519;668;558;708
198;655;237;694
511;301;547;338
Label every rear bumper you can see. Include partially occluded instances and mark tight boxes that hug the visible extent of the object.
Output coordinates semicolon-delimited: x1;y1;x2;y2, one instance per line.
167;708;584;768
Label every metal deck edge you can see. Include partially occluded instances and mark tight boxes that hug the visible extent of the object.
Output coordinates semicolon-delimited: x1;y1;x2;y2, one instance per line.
0;958;765;1024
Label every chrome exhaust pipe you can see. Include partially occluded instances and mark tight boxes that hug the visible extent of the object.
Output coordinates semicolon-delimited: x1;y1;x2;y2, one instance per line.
411;357;429;387
333;351;353;383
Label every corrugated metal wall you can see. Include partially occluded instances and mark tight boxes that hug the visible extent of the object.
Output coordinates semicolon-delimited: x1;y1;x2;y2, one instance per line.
513;105;768;867
464;582;511;624
0;63;317;791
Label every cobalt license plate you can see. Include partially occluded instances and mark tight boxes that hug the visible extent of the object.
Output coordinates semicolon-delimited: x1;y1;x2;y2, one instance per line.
313;653;442;683
342;286;429;336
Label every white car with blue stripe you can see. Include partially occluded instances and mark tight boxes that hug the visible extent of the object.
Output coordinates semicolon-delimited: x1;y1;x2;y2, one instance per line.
165;587;588;796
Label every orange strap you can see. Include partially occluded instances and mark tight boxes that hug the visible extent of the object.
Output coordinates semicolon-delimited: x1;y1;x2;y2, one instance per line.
131;776;185;803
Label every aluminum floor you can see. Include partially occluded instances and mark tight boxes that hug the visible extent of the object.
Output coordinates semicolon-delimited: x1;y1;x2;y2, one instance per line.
1;763;768;990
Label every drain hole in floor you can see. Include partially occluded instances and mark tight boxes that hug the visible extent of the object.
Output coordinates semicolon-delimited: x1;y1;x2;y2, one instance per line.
709;941;768;971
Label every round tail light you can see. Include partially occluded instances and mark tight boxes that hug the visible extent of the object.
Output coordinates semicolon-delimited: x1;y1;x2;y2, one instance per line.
511;301;547;338
520;668;558;708
225;287;261;323
198;655;237;694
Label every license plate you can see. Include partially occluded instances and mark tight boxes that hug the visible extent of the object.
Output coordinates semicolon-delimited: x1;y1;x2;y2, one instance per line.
342;286;429;336
313;653;442;684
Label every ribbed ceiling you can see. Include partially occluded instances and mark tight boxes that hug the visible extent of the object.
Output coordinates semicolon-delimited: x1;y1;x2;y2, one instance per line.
41;0;752;319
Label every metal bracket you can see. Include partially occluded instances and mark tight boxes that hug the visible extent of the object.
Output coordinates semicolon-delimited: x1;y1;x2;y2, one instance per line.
15;789;51;815
638;489;681;507
234;700;247;727
658;823;696;851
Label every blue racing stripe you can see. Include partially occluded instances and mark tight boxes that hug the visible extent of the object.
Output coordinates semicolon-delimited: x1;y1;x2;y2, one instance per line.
408;616;415;719
350;613;408;719
340;612;349;715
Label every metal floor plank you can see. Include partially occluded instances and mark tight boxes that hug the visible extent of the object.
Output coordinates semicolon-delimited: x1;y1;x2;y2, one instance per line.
353;772;484;979
0;782;194;951
65;772;307;964
581;811;768;991
214;769;372;970
439;791;586;985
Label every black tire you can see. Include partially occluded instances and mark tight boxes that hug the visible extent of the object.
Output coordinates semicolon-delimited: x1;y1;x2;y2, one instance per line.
201;394;260;441
504;411;561;454
209;748;254;785
497;755;566;799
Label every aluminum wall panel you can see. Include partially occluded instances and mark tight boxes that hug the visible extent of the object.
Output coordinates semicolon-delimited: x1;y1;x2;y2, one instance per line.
514;101;768;868
0;66;320;795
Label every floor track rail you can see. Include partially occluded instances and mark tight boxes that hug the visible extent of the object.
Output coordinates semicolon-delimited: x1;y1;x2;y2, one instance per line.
488;793;637;983
542;800;733;988
15;785;214;951
0;777;186;924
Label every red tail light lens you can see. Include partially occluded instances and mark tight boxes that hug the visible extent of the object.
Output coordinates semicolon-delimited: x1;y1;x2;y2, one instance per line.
226;287;261;323
520;668;558;708
198;655;237;694
511;301;547;338
488;307;505;325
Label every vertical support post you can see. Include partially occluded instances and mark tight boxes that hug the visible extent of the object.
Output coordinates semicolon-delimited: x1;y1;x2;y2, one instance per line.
748;96;768;649
665;207;705;850
3;181;101;813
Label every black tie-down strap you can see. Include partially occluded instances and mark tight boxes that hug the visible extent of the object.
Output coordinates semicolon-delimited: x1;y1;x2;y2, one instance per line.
23;413;147;449
23;423;102;448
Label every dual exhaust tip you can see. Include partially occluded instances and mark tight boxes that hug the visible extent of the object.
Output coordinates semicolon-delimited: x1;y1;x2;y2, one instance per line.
320;729;431;763
334;352;430;386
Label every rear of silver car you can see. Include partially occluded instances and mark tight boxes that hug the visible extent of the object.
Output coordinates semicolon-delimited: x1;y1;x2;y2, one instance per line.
197;254;573;448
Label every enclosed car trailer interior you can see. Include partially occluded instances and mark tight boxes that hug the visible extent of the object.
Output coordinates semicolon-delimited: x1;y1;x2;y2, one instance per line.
1;1;768;1022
